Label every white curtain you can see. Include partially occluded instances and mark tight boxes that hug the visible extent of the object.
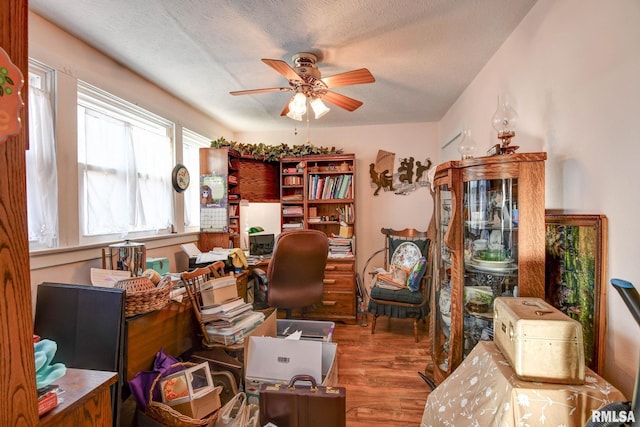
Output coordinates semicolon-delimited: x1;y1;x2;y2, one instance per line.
26;85;58;247
80;109;173;236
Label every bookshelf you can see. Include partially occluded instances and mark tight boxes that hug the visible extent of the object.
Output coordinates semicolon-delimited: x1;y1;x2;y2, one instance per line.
279;153;357;323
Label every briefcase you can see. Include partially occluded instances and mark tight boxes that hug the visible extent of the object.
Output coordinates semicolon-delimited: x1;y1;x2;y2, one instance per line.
259;375;346;427
493;297;585;384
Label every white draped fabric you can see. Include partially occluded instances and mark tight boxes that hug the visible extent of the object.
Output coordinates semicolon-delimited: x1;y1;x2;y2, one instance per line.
78;108;173;236
26;85;58;248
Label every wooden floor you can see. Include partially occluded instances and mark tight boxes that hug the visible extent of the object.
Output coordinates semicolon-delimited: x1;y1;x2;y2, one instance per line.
121;314;435;426
335;315;433;427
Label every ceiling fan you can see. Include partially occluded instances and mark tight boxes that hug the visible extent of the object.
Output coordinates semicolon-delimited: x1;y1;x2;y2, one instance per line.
230;52;375;120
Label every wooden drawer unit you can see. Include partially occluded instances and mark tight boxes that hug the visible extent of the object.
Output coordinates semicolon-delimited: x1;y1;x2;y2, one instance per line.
297;258;356;324
305;292;355;322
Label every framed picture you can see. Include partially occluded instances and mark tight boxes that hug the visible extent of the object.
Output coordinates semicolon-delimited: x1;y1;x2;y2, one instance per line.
544;211;607;373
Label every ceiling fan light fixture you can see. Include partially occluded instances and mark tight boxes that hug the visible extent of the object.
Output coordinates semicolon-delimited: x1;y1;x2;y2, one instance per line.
286;110;304;121
289;92;307;116
310;97;330;119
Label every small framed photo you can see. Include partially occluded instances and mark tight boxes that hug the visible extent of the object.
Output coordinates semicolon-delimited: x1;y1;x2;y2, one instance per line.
486;144;501;156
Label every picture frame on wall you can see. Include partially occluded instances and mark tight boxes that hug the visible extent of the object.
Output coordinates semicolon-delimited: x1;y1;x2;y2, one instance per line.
544;210;607;373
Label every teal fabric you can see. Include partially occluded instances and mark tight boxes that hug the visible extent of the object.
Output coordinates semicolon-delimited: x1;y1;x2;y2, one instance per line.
34;339;66;389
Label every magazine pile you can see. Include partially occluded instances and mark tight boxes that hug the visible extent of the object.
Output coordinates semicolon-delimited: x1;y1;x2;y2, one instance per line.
200;276;264;345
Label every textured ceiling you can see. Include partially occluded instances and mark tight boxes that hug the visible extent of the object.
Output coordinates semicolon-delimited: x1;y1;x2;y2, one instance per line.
29;0;537;132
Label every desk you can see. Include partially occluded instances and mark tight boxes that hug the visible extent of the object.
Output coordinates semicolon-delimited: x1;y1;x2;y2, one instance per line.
124;273;251;382
125;300;197;382
39;368;117;427
421;341;627;427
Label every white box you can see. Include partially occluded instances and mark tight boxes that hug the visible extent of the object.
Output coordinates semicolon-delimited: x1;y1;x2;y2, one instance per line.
244;336;338;405
277;319;335;342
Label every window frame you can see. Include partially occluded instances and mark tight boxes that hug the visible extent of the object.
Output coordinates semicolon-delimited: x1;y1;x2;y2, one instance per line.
182;127;212;232
76;80;176;245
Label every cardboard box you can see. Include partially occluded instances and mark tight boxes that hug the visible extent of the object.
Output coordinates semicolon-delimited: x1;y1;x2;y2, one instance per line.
243;307;277;356
159;362;213;403
200;276;237;306
339;225;353;238
146;257;170;275
244;336;338;405
168;385;222;419
157;360;221;419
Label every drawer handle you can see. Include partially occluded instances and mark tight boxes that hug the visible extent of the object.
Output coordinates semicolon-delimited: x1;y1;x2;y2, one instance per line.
323;279;336;284
322;300;337;306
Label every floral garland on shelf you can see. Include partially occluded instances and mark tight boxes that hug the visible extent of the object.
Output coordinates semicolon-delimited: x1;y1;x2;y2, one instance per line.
211;137;342;162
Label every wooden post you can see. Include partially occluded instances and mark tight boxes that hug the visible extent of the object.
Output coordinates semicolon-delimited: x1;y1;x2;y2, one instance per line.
0;1;39;424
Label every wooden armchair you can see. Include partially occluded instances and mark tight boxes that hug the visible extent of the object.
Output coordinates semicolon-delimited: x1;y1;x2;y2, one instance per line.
367;228;432;342
181;261;227;349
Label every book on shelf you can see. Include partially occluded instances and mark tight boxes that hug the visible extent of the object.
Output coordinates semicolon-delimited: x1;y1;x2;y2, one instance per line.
308;174;352;200
328;236;353;246
282;222;303;229
281;194;303;201
283;175;302;186
282;206;303;215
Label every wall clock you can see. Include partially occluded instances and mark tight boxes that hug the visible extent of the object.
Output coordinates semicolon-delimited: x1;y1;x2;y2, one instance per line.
172;164;190;193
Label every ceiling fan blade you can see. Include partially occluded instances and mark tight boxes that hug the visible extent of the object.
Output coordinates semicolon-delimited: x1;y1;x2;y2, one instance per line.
230;87;291;96
322;91;364;112
262;59;301;81
280;101;290;116
322;68;375;88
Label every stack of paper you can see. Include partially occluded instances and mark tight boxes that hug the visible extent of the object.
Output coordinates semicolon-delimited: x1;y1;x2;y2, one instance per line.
204;310;265;345
201;296;264;345
328;235;353;258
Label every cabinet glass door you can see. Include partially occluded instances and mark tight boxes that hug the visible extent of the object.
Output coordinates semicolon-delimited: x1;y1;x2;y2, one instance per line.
432;184;452;377
462;177;518;357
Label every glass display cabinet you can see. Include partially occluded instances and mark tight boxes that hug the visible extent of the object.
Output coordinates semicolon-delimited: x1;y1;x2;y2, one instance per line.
430;153;547;384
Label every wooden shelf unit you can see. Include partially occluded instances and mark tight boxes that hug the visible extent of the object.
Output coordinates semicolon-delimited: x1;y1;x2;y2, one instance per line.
280;154;357;324
199;148;279;251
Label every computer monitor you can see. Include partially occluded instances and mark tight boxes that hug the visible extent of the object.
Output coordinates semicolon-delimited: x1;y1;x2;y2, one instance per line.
249;233;275;256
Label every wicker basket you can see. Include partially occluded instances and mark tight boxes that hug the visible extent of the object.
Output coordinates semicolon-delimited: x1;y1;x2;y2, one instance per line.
145;362;220;427
116;275;170;317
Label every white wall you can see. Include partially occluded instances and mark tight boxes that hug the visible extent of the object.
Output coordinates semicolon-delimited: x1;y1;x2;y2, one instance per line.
439;0;640;397
237;123;439;284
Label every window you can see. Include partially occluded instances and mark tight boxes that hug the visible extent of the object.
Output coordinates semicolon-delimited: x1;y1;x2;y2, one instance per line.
182;128;211;229
77;82;174;240
26;60;58;249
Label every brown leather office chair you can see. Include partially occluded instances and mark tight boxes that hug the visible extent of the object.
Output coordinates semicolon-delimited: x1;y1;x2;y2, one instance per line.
368;228;432;342
252;229;329;318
